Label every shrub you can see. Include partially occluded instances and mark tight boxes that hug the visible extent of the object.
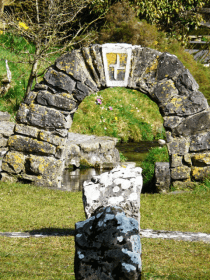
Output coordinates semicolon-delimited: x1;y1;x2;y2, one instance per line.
98;0;158;47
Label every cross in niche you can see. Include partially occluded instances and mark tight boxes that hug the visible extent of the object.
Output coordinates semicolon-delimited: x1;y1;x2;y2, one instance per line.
109;54;125;80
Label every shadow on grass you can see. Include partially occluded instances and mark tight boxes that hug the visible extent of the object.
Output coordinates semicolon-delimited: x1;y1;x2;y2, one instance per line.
28;228;75;236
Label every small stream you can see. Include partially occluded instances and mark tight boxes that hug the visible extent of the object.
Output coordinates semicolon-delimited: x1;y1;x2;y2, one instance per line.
61;141;159;192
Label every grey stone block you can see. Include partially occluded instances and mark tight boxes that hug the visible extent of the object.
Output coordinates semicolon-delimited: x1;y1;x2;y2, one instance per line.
74;206;141;280
155;162;170;193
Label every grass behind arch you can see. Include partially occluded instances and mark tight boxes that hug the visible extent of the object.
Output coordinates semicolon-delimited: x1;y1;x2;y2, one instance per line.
70;87;165;142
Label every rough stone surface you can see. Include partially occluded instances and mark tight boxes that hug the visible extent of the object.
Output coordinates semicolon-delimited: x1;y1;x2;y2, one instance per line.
167;138;190;155
175;69;199;94
74;206;141;280
173;111;210;136
2;151;25;174
83;165;142;228
65;133;120;169
0;121;15;137
154;162;170;193
15;124;39;138
191;153;210;166
36;91;77;111
156;52;185;81
171;154;183;167
190;132;210;152
8;135;56;155
171;166;191;180
0;111;11;121
44;67;76;93
160;91;208;117
191;166;210;180
17;104;72;129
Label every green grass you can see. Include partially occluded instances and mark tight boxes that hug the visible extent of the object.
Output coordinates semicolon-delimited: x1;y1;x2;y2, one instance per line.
71;87;165;142
0;181;209;279
0;33;59;118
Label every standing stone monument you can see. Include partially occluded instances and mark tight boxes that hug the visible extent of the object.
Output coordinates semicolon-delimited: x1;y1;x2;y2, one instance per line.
83;165;143;228
1;43;210;188
75;206;142;280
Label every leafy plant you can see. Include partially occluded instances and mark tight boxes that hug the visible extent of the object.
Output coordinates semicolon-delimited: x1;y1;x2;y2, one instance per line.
98;1;159;47
132;0;209;36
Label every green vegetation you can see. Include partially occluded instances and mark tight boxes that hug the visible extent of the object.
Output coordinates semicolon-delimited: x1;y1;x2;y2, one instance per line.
141;146;169;186
71;87;165;142
0;181;209;279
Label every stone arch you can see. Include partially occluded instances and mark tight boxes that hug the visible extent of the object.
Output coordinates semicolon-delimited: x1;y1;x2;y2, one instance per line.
1;43;210;189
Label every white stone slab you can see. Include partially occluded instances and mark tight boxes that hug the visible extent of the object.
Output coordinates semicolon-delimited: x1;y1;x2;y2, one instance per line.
82;165;143;229
102;43;132;87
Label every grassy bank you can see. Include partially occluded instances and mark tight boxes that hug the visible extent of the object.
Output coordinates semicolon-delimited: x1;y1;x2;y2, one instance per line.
0;181;209;279
70;87;165;142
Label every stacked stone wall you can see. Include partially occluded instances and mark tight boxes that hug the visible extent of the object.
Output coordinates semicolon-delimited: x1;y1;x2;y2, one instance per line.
1;43;210;188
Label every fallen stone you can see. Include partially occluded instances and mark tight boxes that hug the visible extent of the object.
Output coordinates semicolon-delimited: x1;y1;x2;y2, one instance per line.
83;165;142;228
1;229;210;243
140;229;210;243
74;206;142;280
158;139;166;146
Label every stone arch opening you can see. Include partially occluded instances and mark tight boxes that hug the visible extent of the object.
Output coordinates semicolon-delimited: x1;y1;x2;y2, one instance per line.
1;43;210;189
70;86;165;143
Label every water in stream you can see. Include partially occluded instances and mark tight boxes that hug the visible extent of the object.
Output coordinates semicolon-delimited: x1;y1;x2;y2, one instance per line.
61;141;159;192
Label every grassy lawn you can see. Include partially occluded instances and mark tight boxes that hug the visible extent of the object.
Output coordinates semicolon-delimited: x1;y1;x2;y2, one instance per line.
0;181;209;279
